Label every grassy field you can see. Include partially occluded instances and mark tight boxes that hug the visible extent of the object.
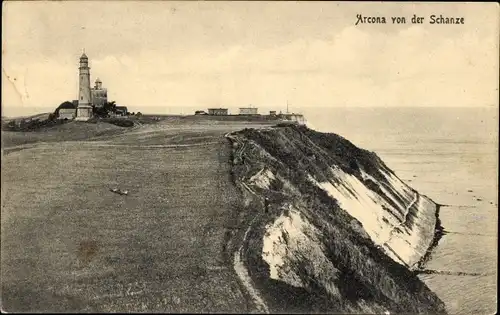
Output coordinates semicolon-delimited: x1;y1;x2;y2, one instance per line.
1;119;275;312
1;121;129;149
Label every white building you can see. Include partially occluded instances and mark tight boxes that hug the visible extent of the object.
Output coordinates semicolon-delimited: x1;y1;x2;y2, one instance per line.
208;108;229;115
58;108;76;120
75;52;93;121
55;101;76;120
239;107;258;115
278;113;306;125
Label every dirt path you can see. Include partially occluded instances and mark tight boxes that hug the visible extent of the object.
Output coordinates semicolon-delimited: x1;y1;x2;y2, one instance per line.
1;121;274;312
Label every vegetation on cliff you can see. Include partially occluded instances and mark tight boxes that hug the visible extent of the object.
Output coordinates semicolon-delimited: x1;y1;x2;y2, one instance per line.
1;115;66;132
227;124;446;314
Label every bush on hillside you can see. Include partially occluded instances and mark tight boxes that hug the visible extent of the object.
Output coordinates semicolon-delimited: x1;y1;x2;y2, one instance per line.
93;101;117;118
48;113;57;121
102;118;134;127
2;117;66;132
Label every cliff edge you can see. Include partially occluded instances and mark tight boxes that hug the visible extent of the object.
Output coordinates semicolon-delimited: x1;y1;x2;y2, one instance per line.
226;124;446;314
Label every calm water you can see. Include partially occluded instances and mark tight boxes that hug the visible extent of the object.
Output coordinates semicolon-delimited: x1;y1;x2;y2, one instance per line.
304;106;498;315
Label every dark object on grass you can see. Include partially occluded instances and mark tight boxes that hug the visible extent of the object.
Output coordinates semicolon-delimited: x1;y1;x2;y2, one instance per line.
110;188;129;195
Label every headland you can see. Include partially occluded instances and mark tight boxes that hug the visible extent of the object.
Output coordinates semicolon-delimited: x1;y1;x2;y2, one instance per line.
1;115;445;313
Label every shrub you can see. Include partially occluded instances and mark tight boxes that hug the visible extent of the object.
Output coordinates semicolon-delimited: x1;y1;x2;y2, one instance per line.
93;101;117;118
103;118;134;127
2;116;67;132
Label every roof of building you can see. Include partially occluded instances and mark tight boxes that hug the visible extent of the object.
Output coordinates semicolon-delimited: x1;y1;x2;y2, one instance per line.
55;101;76;115
115;106;128;110
57;101;77;109
95;78;102;83
80;52;88;59
208;108;228;110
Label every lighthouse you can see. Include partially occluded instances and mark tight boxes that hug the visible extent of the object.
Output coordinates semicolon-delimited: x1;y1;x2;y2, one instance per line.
75;51;93;121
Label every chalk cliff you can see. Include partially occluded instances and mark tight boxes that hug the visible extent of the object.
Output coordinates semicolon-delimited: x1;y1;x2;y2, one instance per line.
226;124;446;314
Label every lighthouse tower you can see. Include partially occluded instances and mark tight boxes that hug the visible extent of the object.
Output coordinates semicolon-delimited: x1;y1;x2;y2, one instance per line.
75;51;93;121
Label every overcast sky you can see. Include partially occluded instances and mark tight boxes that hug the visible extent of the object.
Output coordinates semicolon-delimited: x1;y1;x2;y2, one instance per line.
2;1;499;115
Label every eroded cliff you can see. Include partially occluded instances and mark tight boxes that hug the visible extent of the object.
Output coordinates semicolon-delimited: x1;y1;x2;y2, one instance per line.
226;124;446;314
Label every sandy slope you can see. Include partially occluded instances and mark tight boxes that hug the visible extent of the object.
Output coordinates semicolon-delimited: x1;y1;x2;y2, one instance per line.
1;119;274;312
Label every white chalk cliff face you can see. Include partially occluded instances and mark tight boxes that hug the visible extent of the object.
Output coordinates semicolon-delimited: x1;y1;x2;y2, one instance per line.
249;150;437;283
307;166;437;269
258;165;436;285
262;207;341;296
228;125;445;314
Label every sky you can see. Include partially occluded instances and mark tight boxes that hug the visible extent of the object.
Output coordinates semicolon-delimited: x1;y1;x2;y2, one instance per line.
2;1;499;116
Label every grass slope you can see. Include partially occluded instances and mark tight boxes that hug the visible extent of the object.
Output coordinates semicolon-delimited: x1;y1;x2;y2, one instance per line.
1;120;281;312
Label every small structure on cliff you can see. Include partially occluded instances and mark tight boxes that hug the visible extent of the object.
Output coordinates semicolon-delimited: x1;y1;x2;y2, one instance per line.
56;101;77;120
278;113;306;125
239;106;259;115
207;108;228;116
115;106;128;116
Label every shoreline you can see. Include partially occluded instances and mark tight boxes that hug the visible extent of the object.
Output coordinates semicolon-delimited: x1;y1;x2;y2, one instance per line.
414;200;446;272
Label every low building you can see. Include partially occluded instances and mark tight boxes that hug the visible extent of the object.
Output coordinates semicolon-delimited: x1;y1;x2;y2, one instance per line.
59;108;76;120
269;110;277;116
278;113;306;125
195;110;207;115
208;108;228;116
56;101;77;120
239;107;258;115
115;106;128;116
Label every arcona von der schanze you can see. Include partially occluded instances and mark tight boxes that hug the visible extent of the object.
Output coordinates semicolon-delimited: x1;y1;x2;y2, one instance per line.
355;14;465;26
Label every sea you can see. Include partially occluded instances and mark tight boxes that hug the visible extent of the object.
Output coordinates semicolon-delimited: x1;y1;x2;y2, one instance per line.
303;106;498;315
3;105;497;314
